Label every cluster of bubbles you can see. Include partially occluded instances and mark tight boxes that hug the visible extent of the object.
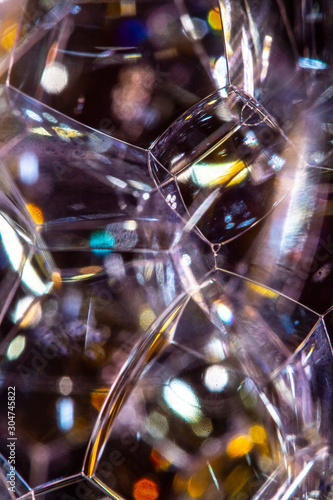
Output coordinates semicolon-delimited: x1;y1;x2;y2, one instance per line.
0;0;333;499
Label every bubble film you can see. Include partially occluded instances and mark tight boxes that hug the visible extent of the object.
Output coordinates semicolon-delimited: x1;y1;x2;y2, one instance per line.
0;0;333;499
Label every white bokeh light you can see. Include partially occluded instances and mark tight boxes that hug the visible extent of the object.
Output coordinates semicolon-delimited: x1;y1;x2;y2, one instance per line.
41;63;69;94
204;365;229;392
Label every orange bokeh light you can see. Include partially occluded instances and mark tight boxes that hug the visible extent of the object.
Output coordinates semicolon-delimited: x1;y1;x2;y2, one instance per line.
26;203;44;225
133;477;159;500
150;448;170;471
52;271;62;290
90;388;109;411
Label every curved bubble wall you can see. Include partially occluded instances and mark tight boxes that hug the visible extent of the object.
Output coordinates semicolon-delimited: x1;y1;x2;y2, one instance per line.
0;1;333;499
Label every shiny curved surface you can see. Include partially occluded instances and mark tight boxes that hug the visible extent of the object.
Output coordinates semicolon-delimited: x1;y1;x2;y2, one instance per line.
0;1;332;499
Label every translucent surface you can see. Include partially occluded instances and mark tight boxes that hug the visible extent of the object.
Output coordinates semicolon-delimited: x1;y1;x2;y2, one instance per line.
7;0;223;148
150;85;296;244
0;0;332;499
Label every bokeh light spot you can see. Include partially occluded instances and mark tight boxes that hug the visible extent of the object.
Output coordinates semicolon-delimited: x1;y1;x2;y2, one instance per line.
191;417;213;437
173;474;188;494
41;62;69;94
90;230;115;255
188;472;207;498
216;303;233;324
52;271;62;289
7;335;26;361
26;203;44;224
250;425;267;444
117;19;147;46
208;9;222;31
19;151;39;186
90;388;109;411
146;411;169;439
204;365;228;392
248;282;279;298
59;376;73;396
163;379;201;423
19;300;42;328
1;20;18;51
227;435;253;458
140;306;156;329
150;449;170;471
133;477;159;500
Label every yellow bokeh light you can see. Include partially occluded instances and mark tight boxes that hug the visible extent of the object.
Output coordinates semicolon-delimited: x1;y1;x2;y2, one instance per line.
192;159;245;188
26;203;44;225
140;306;156;330
1;21;18;52
133;478;159;500
250;425;267;444
248;282;279;299
120;0;136;16
20;301;42;328
227;435;253;458
52;126;83;139
52;271;62;290
188;473;207;498
208;9;222;31
226;167;249;187
31;127;52;137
